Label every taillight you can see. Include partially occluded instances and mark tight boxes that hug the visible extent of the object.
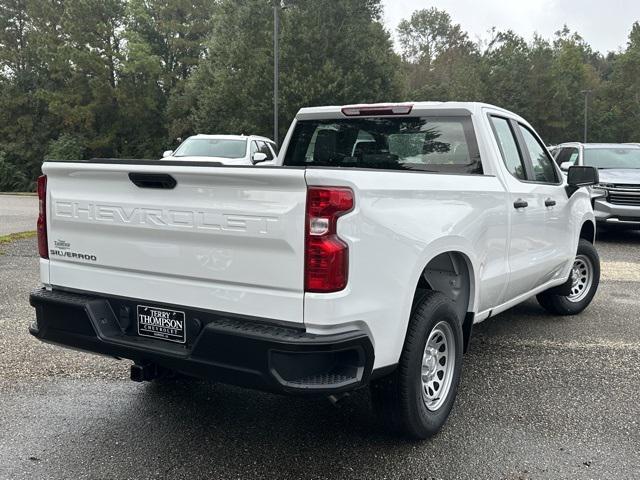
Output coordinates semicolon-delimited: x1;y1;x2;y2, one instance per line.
305;187;354;293
37;175;48;259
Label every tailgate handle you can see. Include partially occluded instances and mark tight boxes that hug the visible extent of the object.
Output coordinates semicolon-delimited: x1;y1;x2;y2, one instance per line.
128;173;177;190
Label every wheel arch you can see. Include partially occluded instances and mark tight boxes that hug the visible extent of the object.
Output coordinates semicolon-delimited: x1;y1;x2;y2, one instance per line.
580;219;595;244
407;244;479;354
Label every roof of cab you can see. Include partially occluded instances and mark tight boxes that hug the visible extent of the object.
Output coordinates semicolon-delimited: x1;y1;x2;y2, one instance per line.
295;101;522;122
190;134;274;142
554;142;640;150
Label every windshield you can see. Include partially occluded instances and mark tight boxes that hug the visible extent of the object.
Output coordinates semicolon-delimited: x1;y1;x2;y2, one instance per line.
172;138;247;159
283;116;482;174
583;148;640;169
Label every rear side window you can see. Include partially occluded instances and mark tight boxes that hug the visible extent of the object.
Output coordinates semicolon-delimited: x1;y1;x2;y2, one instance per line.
490;116;526;180
518;125;559;183
283;116;483;174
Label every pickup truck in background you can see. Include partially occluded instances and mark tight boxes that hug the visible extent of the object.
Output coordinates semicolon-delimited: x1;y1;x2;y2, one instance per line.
30;102;601;439
551;142;640;230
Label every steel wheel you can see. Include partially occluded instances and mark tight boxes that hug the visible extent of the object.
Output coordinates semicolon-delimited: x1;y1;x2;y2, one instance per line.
421;321;456;411
568;254;594;303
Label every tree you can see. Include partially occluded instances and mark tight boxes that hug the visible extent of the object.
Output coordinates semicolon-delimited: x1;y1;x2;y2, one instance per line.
280;0;403;135
603;22;640;142
173;0;403;143
1;2;639;192
397;8;481;101
398;8;472;65
126;0;216;92
168;0;274;140
481;30;532;115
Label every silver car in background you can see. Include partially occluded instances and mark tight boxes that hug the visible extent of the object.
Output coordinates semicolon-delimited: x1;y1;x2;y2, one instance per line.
551;143;640;229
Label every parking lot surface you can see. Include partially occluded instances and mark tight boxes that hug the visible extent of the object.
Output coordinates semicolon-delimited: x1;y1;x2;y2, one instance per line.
1;232;639;479
0;195;38;236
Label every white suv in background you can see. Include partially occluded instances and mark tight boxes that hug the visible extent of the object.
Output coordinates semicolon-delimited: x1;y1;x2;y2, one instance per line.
162;134;278;165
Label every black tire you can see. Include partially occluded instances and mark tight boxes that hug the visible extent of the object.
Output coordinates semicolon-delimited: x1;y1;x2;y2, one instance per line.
536;238;600;315
370;291;463;439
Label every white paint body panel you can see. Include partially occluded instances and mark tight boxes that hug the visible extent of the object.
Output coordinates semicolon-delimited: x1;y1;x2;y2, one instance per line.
42;163;307;323
39;102;595;371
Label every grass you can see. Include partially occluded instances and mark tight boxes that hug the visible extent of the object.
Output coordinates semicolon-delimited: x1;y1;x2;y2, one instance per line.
0;192;37;196
0;231;37;245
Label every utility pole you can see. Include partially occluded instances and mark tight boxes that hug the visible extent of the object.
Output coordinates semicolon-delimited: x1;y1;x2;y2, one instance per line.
273;1;280;147
581;89;592;143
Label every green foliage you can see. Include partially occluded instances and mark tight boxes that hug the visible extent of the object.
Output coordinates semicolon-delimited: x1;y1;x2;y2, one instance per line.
1;2;640;191
46;134;87;161
175;0;402;143
0;153;29;191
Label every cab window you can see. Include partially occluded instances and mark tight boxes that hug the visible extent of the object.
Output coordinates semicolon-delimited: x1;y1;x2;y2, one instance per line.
489;116;526;180
518;125;559;183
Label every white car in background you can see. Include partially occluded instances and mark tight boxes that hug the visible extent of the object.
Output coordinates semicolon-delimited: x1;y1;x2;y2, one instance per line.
162;134;278;165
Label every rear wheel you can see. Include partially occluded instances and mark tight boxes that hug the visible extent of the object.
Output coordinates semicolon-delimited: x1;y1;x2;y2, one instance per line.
371;291;463;439
537;239;600;315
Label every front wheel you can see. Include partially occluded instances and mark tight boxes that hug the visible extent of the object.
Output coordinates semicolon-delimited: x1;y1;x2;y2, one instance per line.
537;238;600;315
371;291;463;439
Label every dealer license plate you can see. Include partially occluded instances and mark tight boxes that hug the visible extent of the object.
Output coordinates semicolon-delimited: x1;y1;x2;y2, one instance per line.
137;305;186;344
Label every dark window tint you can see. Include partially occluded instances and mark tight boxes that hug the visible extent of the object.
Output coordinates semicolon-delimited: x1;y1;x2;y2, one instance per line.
283;116;483;174
490;117;526;180
518;125;559;183
256;141;274;160
555;147;579;167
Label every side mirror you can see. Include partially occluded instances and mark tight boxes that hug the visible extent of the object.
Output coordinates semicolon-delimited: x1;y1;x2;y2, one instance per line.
566;166;598;197
162;150;174;158
560;161;573;171
567;165;599;187
252;152;268;163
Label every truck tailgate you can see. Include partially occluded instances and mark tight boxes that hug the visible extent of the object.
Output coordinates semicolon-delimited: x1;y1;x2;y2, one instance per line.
42;162;307;324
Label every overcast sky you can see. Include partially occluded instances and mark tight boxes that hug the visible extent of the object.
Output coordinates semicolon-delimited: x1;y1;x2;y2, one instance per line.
381;0;640;54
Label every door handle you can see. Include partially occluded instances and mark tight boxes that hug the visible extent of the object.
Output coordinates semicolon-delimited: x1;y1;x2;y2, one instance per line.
545;198;556;207
513;199;528;209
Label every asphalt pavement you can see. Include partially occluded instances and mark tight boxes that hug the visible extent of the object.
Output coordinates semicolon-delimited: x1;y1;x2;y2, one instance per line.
0;195;38;236
1;232;639;479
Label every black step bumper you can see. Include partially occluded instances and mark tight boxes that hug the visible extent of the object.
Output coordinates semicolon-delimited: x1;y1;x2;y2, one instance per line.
29;288;374;395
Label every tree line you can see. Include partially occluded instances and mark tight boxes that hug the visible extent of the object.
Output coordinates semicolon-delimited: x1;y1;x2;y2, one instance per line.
1;0;639;191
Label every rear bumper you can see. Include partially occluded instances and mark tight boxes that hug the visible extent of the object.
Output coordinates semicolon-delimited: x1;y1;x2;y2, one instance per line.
29;288;374;395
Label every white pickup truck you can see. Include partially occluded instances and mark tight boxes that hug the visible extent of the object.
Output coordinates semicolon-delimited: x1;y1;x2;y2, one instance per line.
30;102;601;439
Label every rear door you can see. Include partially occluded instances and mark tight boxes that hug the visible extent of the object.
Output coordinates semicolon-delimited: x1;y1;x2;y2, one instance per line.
43;162;307;324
